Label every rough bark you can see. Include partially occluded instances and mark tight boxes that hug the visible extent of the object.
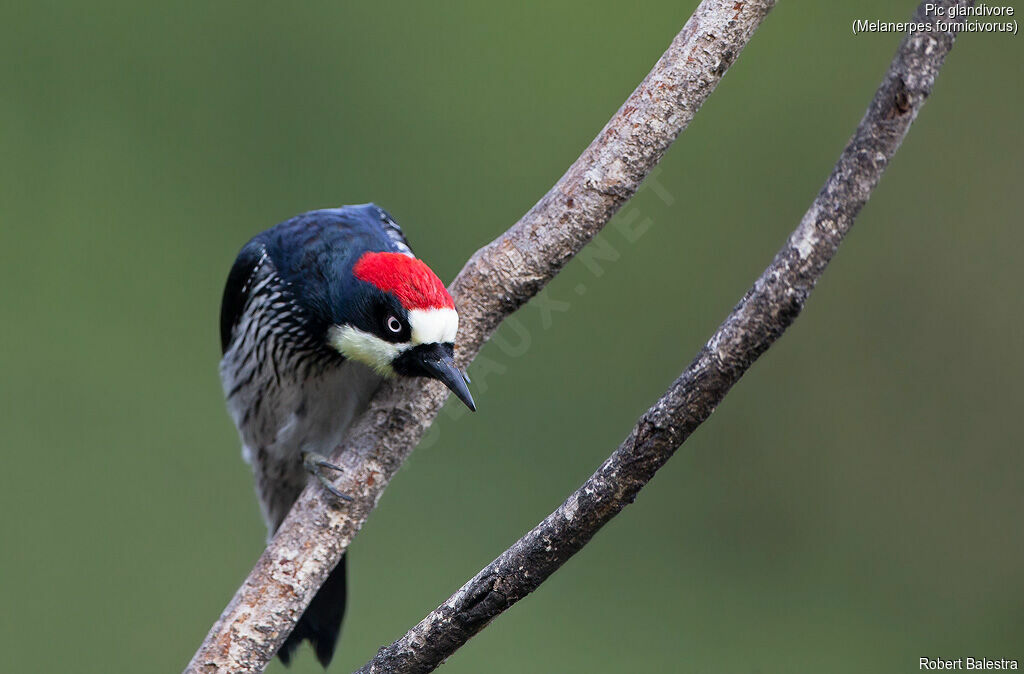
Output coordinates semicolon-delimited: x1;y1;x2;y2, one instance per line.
354;2;971;672
185;1;776;672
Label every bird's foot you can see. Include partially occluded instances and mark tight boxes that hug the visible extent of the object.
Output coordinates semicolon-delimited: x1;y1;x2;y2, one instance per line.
302;452;353;502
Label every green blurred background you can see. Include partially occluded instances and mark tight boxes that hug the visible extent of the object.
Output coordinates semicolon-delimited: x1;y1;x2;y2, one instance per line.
1;1;1021;672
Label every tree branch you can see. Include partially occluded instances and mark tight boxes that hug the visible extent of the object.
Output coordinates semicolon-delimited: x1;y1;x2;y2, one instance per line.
355;2;970;672
186;1;776;672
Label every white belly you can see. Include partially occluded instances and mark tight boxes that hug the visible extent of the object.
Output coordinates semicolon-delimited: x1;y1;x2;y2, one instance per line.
221;350;382;533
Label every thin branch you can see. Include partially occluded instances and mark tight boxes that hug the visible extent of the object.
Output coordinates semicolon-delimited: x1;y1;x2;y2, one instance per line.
355;2;970;672
186;1;776;671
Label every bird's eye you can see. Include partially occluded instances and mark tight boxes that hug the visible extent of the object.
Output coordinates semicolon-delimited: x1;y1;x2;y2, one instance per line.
386;315;402;333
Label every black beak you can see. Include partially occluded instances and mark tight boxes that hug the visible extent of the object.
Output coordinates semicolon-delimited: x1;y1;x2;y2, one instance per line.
393;343;476;411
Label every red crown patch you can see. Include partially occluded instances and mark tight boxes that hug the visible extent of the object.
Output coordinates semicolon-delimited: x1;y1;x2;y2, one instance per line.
353;251;455;310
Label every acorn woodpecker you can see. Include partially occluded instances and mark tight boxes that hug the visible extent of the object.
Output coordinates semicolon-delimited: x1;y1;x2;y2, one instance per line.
218;204;475;667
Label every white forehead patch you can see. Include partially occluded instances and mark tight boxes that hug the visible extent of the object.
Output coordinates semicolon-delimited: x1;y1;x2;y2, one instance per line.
328;325;399;376
408;308;458;345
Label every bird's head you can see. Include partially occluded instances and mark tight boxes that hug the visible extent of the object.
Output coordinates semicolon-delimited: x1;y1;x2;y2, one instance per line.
327;251;475;411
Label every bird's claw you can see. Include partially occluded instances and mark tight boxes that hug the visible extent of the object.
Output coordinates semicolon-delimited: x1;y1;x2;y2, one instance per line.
302;452;353;502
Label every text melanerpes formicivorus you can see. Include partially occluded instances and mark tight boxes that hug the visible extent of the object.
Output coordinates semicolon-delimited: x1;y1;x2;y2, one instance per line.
218;204;475;667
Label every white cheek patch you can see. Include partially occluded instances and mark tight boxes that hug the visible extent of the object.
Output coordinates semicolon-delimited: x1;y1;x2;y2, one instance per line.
328;325;400;376
408;308;459;346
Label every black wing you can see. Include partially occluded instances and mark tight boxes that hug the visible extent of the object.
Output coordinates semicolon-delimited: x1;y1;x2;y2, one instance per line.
374;205;414;255
219;240;266;353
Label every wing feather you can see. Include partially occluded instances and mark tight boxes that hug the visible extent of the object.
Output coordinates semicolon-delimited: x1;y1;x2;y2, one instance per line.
219;241;268;353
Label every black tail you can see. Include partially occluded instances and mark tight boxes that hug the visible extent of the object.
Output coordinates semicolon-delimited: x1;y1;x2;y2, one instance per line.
277;554;347;668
